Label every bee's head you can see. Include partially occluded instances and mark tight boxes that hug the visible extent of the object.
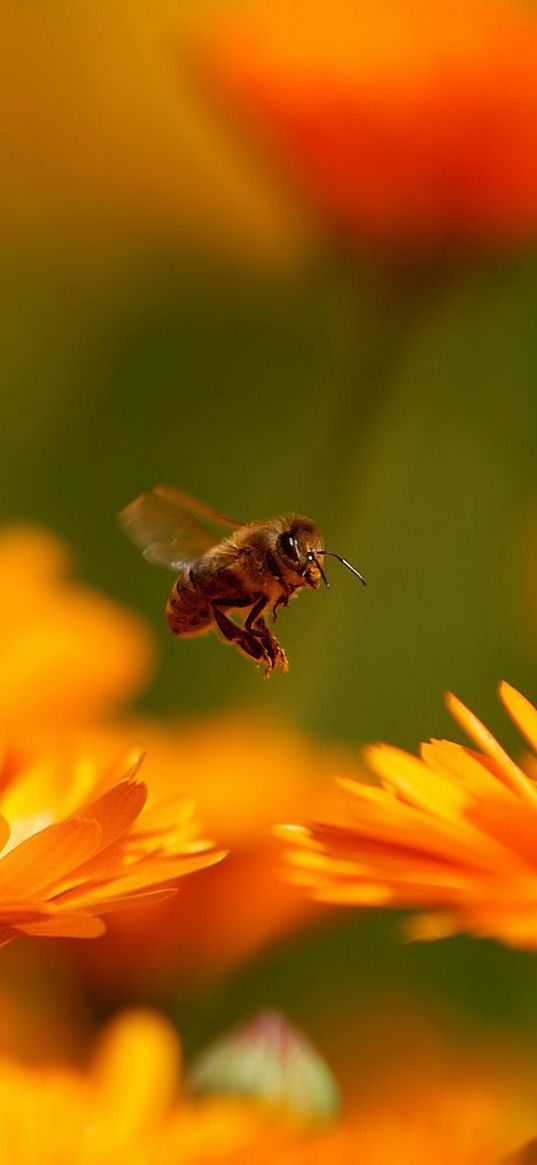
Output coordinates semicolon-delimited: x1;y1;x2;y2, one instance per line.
276;519;367;590
276;520;326;588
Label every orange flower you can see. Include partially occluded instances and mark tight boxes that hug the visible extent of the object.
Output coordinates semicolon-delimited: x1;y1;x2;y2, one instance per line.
281;682;537;947
188;1009;535;1165
281;1092;530;1165
0;1010;318;1164
56;715;357;993
205;0;537;249
0;746;224;945
0;526;153;731
0;1008;532;1165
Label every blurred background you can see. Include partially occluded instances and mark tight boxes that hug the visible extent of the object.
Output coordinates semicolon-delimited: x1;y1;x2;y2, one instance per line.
3;0;537;1083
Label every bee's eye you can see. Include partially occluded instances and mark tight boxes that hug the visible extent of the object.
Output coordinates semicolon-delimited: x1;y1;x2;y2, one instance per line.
278;532;301;563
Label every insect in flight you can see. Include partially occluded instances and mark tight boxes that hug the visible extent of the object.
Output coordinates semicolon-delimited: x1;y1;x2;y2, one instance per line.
120;487;366;678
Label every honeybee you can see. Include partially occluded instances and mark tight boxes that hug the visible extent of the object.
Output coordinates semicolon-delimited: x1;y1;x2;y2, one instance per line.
120;487;366;678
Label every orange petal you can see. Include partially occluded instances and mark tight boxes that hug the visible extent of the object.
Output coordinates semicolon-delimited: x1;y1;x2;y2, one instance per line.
0;815;10;855
73;780;147;851
446;693;537;802
56;849;227;908
420;741;507;800
91;1010;181;1136
365;744;470;821
308;883;392;905
0;817;102;897
18;912;106;938
405;912;461;941
500;681;537;755
84;888;178;913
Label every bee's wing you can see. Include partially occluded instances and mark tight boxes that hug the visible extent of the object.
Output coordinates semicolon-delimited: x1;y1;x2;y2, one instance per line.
119;486;242;571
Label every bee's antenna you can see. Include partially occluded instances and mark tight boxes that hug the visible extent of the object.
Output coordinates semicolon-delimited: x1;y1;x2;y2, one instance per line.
318;551;367;586
306;551;330;587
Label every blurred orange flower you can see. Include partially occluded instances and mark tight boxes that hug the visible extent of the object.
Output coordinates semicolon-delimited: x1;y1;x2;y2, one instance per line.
59;715;356;993
0;1007;532;1165
205;0;537;249
0;1009;332;1164
0;526;153;731
282;1093;530;1165
281;682;537;947
188;1009;536;1165
0;746;223;945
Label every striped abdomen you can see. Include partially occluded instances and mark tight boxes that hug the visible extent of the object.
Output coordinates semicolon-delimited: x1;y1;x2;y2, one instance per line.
166;569;213;637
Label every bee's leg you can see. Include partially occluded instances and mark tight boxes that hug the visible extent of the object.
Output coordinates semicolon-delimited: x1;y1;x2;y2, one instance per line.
272;592;291;623
258;624;288;676
265;556;292;624
246;597;288;676
211;603;270;672
245;595;269;628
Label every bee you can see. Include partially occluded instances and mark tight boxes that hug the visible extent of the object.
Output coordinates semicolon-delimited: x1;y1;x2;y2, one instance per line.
120;486;366;678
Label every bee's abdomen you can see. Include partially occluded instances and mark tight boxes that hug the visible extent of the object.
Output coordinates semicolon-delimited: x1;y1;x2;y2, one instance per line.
166;570;213;637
